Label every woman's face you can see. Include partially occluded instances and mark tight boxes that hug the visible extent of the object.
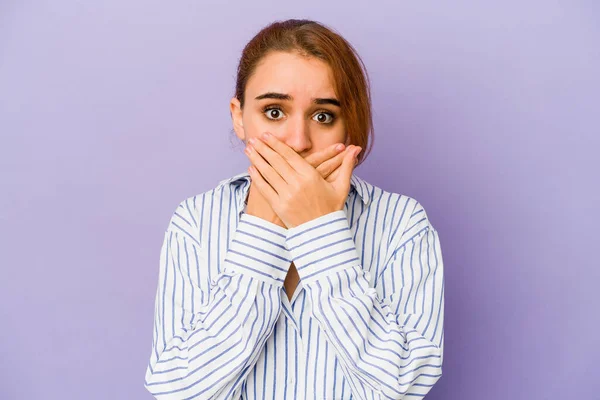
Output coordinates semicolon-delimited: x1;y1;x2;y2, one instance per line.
230;51;348;160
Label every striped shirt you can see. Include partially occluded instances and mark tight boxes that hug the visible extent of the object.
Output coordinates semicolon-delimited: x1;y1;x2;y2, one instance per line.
144;170;445;399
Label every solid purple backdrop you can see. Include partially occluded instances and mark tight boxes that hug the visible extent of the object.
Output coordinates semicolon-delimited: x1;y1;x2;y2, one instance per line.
1;1;598;399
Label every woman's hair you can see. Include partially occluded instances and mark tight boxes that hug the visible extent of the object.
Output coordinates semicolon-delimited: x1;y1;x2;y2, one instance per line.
233;19;373;165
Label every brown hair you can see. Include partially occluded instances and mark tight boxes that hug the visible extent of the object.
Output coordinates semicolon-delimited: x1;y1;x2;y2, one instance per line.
233;19;374;165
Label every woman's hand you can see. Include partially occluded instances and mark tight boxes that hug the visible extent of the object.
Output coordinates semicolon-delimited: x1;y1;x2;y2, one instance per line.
244;132;361;229
304;142;360;182
244;140;353;228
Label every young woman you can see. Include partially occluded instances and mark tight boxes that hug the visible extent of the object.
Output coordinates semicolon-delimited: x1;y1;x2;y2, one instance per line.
144;19;445;400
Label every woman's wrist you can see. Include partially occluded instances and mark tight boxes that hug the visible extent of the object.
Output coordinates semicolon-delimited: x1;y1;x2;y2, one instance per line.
245;207;285;228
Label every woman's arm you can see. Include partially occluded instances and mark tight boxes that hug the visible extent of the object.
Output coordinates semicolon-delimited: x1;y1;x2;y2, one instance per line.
286;201;445;400
144;200;291;399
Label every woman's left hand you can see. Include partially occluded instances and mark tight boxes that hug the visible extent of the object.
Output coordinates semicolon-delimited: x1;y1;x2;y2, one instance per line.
244;132;362;229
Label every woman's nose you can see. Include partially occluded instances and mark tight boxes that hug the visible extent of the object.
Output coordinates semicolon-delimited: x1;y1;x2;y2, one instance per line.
280;118;311;152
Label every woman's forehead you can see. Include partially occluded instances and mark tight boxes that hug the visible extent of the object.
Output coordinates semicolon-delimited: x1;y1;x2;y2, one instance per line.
247;52;336;100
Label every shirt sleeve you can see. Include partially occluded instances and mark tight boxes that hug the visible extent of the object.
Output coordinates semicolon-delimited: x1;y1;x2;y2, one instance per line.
144;205;292;400
285;203;445;400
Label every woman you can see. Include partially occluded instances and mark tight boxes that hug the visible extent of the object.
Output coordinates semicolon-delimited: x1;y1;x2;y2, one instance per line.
144;19;445;400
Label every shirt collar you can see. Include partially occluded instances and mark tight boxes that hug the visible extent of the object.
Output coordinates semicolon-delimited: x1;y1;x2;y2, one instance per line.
216;169;371;216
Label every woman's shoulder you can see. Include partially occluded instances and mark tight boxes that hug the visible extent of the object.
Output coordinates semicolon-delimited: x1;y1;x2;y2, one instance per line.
354;173;436;236
161;171;250;239
354;173;429;214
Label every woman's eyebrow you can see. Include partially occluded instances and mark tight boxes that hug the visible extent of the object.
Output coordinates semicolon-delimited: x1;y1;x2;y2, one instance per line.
254;92;340;107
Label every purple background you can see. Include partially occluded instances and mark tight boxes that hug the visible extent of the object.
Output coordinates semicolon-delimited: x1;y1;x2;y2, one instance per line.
1;1;598;399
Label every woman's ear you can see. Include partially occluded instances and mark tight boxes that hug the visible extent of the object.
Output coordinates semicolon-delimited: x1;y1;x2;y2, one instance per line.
230;97;245;141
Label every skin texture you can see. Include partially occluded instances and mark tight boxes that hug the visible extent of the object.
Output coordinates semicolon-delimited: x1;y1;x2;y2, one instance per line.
229;50;362;300
244;133;358;227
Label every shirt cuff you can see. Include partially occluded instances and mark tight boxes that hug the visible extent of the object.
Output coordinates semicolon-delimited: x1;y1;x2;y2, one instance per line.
223;212;292;285
285;210;361;285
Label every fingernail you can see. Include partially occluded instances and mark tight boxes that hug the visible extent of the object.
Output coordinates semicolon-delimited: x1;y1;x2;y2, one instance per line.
354;147;362;157
335;144;345;151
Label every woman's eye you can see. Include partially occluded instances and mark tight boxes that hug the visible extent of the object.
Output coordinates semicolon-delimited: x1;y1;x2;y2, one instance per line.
264;107;284;120
263;107;334;124
313;112;334;124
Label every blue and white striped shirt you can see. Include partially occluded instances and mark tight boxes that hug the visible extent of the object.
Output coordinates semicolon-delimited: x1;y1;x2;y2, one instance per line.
144;170;445;399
